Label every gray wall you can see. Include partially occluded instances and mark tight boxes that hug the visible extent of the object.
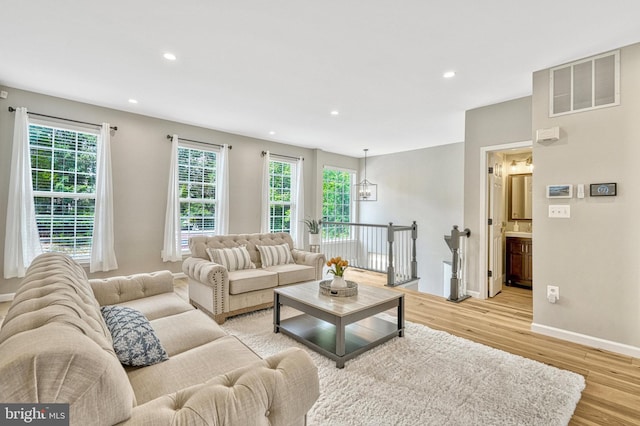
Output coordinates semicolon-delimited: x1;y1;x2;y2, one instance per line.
463;97;533;294
531;43;640;347
358;144;465;295
0;87;326;294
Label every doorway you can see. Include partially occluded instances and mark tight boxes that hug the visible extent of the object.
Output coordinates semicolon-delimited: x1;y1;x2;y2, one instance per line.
479;141;533;301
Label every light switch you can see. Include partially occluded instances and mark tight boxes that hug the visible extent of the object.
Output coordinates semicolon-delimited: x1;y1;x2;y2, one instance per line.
549;205;570;218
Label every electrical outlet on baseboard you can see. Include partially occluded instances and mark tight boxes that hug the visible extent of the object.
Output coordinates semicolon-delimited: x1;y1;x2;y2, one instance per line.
547;285;559;303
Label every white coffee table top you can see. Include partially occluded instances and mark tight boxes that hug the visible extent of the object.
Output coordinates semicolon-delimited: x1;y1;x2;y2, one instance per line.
274;280;402;317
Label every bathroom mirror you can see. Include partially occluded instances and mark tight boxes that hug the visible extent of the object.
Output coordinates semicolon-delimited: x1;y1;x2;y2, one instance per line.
508;173;532;221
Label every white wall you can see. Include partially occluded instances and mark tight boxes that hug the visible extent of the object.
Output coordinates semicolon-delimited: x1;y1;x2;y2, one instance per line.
464;97;533;295
358;144;464;295
531;43;640;349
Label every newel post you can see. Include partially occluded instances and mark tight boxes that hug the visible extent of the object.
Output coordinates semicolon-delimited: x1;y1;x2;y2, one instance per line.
411;221;418;279
387;222;395;286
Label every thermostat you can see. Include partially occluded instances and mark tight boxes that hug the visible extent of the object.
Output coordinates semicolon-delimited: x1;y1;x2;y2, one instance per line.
590;183;617;196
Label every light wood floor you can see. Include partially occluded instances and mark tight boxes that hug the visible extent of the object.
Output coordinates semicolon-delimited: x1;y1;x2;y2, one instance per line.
2;273;638;424
344;269;640;425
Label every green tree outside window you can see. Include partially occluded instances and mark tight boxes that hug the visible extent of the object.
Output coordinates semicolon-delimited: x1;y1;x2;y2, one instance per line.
269;160;292;233
178;146;218;248
30;124;97;259
322;168;353;239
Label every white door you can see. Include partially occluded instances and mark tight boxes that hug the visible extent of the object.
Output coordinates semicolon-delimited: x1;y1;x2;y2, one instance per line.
488;152;504;297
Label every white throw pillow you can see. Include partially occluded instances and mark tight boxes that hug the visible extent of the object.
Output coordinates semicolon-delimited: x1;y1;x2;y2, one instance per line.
257;243;294;268
206;245;256;272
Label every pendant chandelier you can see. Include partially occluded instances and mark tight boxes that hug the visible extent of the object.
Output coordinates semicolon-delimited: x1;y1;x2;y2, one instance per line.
355;149;377;201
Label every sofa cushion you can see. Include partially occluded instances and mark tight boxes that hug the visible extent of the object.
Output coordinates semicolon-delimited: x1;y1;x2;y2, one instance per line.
101;305;169;367
257;243;294;268
89;270;175;306
206;245;256;271
266;263;317;285
150;309;227;357
228;269;278;294
119;292;193;321
127;335;261;404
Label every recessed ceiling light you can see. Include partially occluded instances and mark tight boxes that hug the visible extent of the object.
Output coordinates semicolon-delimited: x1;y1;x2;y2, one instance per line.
163;52;177;61
269;131;276;135
330;110;340;116
443;71;456;79
128;99;138;104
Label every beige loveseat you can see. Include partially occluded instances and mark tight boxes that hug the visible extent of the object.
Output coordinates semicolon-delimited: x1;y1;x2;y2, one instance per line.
183;232;325;323
0;252;319;426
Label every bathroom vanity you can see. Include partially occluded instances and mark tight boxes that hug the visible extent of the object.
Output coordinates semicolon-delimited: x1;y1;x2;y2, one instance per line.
506;233;532;287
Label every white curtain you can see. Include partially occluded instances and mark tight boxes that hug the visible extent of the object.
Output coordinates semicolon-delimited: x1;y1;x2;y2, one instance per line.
4;107;42;278
291;157;305;248
260;151;271;233
90;123;118;272
162;134;182;262
216;144;230;235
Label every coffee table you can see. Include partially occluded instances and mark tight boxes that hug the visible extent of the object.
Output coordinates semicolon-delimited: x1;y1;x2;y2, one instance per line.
273;281;404;368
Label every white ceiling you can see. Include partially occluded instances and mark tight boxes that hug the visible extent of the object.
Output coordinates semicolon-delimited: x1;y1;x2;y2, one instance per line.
2;1;640;158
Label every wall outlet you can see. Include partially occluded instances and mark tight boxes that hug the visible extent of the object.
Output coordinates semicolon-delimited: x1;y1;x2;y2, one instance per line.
547;285;560;303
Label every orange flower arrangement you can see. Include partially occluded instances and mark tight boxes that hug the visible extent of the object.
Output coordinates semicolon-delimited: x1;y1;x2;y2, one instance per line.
326;256;348;277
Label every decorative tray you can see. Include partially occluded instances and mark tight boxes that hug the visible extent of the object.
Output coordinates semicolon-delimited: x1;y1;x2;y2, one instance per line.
319;280;358;297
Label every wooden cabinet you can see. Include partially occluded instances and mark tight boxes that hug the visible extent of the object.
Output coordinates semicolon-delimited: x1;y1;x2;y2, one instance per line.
506;237;532;287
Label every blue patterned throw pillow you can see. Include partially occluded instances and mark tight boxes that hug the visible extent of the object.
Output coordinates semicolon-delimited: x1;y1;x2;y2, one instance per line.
101;305;169;367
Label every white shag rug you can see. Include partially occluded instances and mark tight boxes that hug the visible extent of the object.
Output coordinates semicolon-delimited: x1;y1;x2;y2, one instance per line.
222;307;585;426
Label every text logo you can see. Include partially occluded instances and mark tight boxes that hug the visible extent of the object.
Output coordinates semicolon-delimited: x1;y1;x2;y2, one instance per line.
0;404;69;425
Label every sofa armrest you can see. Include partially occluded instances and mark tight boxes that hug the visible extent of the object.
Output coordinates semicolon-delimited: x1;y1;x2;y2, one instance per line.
89;270;175;306
182;257;229;318
120;348;319;426
182;256;228;287
291;249;326;280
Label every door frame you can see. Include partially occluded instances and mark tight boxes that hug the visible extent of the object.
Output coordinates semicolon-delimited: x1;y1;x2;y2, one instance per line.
478;140;532;299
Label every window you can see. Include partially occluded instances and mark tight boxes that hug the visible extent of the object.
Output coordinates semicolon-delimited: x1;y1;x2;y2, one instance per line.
30;123;97;260
322;167;355;239
550;50;619;116
268;160;293;232
178;145;218;249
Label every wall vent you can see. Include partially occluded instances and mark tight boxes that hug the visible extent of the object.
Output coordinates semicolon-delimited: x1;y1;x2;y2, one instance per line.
549;50;619;117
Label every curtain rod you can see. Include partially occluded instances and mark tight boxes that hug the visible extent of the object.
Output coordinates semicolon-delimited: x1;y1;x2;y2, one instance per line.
8;106;118;131
261;150;303;161
166;134;232;149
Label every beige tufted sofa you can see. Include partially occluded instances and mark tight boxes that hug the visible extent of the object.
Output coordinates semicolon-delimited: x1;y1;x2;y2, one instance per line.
0;252;319;426
183;232;325;323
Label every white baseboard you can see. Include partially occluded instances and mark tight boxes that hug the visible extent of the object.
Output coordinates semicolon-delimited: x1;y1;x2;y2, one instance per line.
0;293;15;303
531;323;640;359
465;290;481;299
